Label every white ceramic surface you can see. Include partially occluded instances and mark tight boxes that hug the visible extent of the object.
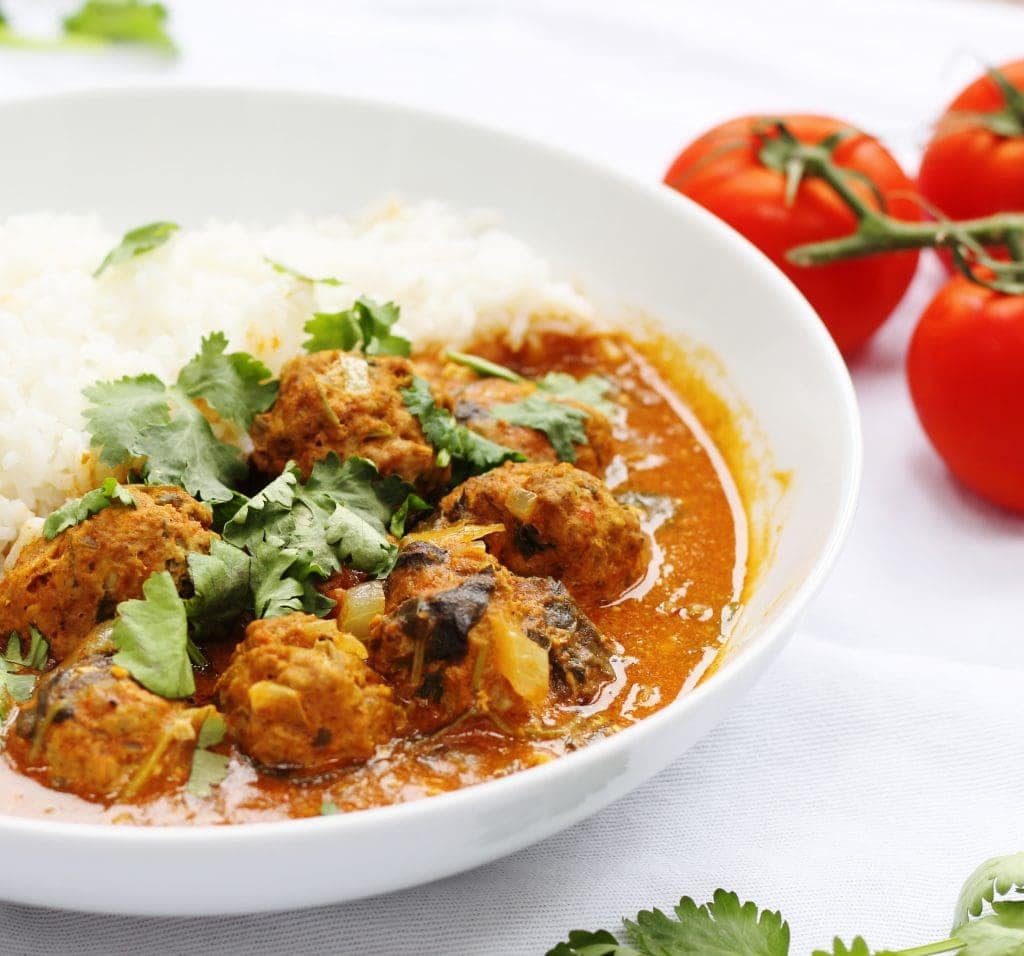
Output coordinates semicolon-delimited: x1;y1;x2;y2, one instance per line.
0;87;860;916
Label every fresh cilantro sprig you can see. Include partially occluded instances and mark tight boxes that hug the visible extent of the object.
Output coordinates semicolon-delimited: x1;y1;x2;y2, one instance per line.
42;477;134;539
491;394;589;463
186;712;230;798
440;353;616;464
401;375;525;478
175;332;279;429
264;257;344;286
548;852;1024;956
303;296;411;356
0;629;49;719
0;1;175;53
184;540;251;640
93;221;179;277
83;333;276;503
224;454;428;617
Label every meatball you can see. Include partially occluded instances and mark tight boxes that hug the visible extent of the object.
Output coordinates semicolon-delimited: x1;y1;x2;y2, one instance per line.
13;654;211;801
0;485;216;661
368;528;617;733
216;613;402;772
441;376;613;476
433;462;647;603
250;352;444;491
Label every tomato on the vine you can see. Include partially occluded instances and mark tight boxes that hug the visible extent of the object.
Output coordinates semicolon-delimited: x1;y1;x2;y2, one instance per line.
919;61;1024;223
907;274;1024;513
664;115;920;355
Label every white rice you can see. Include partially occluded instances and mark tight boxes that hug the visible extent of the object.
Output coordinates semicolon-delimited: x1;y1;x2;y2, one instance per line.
0;200;597;560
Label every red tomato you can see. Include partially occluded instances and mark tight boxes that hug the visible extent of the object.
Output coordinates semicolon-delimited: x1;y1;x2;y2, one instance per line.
664;115;921;355
919;61;1024;222
907;274;1024;513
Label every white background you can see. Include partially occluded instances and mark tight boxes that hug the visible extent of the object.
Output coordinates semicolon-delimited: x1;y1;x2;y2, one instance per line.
1;1;1023;953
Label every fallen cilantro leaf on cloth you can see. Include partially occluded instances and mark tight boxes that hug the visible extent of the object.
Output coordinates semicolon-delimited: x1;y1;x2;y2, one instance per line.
549;852;1024;956
63;0;175;53
303;296;411;356
93;221;179;277
176;332;278;429
42;477;134;539
186;713;229;798
491;393;589;463
264;257;344;286
112;570;194;698
401;375;525;478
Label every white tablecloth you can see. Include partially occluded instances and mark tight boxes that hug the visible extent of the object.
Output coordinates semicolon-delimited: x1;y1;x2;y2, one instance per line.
1;1;1023;953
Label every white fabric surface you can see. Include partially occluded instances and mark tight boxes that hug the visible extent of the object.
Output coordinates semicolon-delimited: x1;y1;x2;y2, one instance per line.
2;1;1023;953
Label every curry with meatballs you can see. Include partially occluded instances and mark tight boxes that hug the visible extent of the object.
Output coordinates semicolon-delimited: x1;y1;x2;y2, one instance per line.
0;303;746;824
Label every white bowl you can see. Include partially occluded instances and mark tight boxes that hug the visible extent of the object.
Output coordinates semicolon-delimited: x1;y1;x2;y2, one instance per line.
0;87;860;915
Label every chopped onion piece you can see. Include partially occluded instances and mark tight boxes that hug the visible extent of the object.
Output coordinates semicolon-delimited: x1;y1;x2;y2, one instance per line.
340;581;385;641
505;487;537;521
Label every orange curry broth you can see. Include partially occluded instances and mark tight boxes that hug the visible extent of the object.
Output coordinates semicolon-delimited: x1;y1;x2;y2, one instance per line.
0;329;747;824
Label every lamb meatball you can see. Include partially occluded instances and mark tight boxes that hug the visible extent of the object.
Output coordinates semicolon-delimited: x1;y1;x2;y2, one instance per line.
13;654;211;801
433;462;647;603
249;352;444;491
368;528;617;733
216;614;402;772
441;376;613;476
0;485;216;661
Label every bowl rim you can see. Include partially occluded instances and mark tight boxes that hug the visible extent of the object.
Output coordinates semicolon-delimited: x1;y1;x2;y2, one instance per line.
0;83;863;847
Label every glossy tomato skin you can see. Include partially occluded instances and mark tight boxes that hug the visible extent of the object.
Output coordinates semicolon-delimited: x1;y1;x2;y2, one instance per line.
907;276;1024;513
664;115;920;355
918;61;1024;221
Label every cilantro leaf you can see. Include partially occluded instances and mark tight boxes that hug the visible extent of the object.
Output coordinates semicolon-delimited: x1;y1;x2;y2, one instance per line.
184;540;251;638
6;628;49;671
302;296;411;356
186;712;229;798
112;570;194;698
0;629;50;719
82;374;170;466
320;799;340;816
956;903;1024;955
401;376;525;478
812;938;873;956
42;477;135;539
175;332;278;429
537;371;616;416
93;220;179;277
136;402;247;502
63;1;175;53
249;542;307;619
545;929;639;956
224;455;409;581
491;393;589;463
445;350;525;383
265;257;344;286
623;890;790;956
955;853;1024;929
83;362;249;505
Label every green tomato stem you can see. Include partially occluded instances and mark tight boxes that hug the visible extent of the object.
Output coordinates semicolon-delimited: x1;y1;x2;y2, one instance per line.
787;213;1024;266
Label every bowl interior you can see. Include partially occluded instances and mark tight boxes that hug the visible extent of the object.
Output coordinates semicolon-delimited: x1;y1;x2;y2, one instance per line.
0;88;859;913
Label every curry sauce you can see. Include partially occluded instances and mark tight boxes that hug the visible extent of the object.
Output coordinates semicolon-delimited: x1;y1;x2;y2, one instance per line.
0;329;746;825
